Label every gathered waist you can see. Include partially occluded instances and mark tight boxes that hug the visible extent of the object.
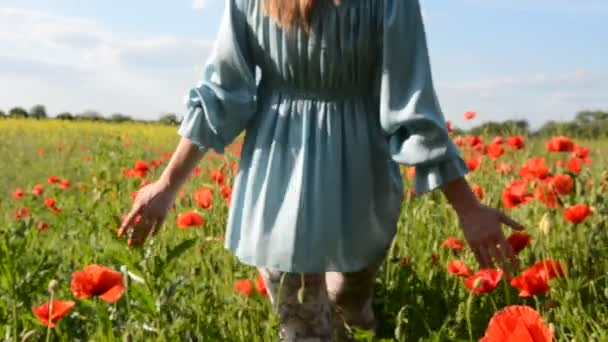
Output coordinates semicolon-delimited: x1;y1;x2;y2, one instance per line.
257;78;376;102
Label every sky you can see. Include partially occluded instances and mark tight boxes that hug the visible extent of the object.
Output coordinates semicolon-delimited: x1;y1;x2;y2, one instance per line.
0;0;606;129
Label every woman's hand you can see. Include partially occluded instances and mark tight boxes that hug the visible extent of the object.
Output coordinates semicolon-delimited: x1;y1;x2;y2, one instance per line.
118;137;208;247
457;203;524;276
441;177;524;276
118;181;176;247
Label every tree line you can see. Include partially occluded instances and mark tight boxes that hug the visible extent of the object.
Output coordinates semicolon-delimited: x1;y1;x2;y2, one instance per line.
1;105;606;138
0;105;179;126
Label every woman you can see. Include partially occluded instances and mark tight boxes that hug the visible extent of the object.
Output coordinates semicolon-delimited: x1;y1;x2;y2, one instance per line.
119;0;523;340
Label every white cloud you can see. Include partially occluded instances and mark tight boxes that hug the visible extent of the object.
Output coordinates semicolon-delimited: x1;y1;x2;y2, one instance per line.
193;0;209;10
437;69;608;129
0;7;214;119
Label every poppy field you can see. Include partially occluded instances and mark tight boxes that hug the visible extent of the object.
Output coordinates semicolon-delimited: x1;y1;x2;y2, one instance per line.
1;118;607;341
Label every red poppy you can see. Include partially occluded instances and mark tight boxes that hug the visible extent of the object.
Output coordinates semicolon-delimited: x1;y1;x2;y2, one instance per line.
465;269;503;294
36;221;50;231
534;182;558;209
256;274;268;297
463;110;477;120
210;169;225;185
38;148;45;156
510;269;551;297
44;198;56;208
191;166;202;177
496;162;512;175
446;120;454;134
506;136;525;150
471;184;484;200
71;264;125;303
454;136;465;147
32;300;75;328
572;145;589;159
519;158;549;180
12;188;24;200
14;207;30;220
221;186;232;199
235;279;253;296
563;204;592;224
566;157;582;175
134;160;149;174
480;305;552;342
447;260;472;278
466;156;482;172
510;259;564;298
442;236;465;252
547;174;573;195
47;176;60;184
501;180;533;209
406;167;416;180
531;259;565;279
507;232;531;254
492;136;504;145
546;136;575;152
44;198;61;214
468;135;484;147
59;179;71;189
431;254;439;266
32;184;44;196
177;211;205;228
193;188;213;209
486;143;504;160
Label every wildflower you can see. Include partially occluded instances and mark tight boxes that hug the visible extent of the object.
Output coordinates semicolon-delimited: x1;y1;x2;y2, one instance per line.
447;260;472;278
32;300;75;328
176;211;205;228
465;269;503;294
563;204;592;224
480;305;552;342
71;264;125;303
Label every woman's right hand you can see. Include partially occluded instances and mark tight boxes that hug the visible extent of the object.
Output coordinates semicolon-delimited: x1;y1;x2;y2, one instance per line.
118;181;176;247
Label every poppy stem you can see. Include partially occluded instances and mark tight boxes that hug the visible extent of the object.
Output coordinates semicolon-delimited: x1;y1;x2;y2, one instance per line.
465;291;475;342
46;293;54;342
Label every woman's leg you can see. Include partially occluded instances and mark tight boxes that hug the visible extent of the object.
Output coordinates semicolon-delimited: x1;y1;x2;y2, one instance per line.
258;268;334;342
325;260;383;332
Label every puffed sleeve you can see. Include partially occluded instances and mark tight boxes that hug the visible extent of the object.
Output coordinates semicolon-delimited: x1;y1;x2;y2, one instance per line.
380;0;469;194
178;0;257;154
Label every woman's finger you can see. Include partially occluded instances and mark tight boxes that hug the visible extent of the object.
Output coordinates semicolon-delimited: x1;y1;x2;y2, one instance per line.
500;212;525;231
471;245;484;266
128;216;155;247
478;246;494;269
488;243;510;279
118;204;142;237
497;235;520;272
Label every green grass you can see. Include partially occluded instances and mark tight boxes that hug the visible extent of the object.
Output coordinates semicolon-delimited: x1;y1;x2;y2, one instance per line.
1;119;607;341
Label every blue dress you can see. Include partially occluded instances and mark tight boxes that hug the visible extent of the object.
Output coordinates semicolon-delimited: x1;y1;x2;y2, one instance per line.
178;0;469;273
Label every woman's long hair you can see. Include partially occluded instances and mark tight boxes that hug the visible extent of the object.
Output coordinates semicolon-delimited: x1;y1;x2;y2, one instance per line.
262;0;341;32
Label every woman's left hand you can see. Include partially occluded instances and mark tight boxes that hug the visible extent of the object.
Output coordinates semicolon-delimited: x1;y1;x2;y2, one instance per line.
457;203;524;277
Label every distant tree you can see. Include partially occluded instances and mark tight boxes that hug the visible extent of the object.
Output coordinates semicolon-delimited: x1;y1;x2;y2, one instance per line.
56;112;74;120
30;104;47;119
159;113;178;125
76;110;104;121
575;110;608;124
468;119;530;137
110;113;132;122
9;107;28;118
0;110;5;118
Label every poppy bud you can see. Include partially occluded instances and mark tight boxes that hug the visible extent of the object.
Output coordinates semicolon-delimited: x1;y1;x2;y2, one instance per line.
48;279;59;295
539;212;552;235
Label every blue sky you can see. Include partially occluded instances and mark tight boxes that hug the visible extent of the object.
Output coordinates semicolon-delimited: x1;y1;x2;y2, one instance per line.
0;0;606;128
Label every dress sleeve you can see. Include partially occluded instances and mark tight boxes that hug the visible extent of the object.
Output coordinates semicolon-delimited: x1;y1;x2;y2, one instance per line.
178;0;257;154
380;0;468;194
